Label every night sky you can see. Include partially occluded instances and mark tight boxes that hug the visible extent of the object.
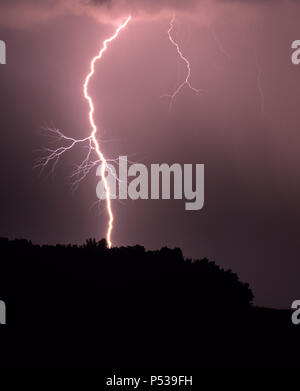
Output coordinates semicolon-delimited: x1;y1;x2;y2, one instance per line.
1;0;300;309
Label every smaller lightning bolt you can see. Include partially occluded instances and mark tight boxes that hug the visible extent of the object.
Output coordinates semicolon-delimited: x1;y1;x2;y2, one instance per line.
164;16;204;110
35;126;97;184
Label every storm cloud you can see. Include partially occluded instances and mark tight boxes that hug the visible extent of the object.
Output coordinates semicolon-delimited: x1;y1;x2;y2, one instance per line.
0;0;282;28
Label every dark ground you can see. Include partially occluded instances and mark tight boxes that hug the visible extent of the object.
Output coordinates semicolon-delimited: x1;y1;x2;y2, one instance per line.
0;238;298;371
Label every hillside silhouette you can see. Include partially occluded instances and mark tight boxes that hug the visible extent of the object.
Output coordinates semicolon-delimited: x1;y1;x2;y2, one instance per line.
0;238;298;370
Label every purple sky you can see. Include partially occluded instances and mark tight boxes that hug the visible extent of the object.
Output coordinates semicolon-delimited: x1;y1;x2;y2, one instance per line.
1;0;300;308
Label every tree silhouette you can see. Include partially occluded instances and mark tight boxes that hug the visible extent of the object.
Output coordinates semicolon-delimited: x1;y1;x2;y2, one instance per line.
0;237;297;370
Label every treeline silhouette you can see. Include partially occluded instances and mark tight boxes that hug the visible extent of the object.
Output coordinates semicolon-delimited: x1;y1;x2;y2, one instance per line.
0;238;298;370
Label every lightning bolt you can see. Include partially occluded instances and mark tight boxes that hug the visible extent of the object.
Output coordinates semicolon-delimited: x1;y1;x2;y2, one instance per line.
164;16;203;109
83;15;132;249
37;16;132;249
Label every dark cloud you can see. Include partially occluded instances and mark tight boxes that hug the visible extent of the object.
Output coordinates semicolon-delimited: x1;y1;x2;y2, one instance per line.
0;0;198;28
0;0;196;29
0;0;280;28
